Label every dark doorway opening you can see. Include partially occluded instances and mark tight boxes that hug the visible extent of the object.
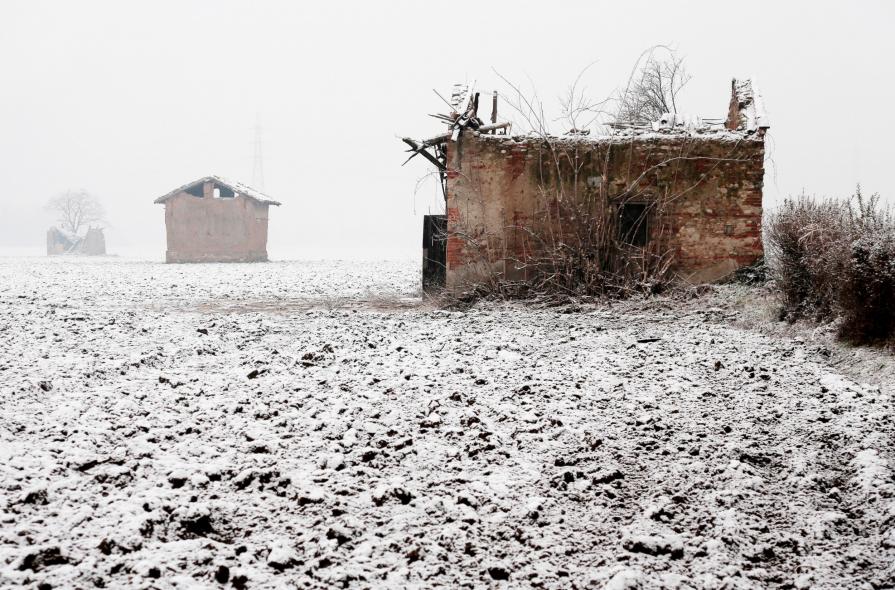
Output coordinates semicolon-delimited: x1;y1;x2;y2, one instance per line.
422;215;446;292
619;203;649;247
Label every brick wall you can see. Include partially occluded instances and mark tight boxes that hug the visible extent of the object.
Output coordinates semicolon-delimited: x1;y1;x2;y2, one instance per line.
444;131;766;288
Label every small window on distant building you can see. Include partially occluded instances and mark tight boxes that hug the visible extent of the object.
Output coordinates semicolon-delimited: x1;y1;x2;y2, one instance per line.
213;187;221;198
619;203;649;247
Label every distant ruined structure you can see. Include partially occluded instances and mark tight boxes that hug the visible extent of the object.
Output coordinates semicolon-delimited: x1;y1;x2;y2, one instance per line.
403;79;769;291
154;176;280;263
46;226;106;256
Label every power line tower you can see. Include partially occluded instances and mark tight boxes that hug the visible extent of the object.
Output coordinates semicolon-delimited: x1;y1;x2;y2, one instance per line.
252;114;265;190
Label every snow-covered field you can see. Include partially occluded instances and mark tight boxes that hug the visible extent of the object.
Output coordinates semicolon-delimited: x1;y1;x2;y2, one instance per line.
1;258;893;589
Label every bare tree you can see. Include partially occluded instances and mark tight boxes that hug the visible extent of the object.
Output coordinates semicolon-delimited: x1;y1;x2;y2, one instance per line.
46;190;105;235
616;46;691;124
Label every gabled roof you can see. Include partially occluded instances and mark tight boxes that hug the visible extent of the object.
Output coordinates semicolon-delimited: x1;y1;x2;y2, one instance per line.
153;175;281;206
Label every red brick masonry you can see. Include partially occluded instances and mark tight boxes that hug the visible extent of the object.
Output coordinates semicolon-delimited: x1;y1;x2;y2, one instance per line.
444;132;766;287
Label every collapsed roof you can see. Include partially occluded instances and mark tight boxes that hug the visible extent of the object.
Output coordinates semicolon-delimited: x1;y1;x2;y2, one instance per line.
401;78;769;177
153;175;281;206
400;83;512;196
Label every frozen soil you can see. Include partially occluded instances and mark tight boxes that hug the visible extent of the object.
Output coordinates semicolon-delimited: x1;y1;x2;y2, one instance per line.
1;258;893;589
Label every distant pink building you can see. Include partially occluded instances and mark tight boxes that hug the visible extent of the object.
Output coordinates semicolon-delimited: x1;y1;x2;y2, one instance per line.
154;176;280;263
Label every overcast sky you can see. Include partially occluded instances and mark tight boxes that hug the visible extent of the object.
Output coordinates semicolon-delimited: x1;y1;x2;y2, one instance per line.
1;1;892;259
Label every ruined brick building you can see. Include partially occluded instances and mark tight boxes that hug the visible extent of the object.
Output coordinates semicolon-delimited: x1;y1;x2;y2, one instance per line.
154;176;280;263
404;79;769;290
46;226;106;256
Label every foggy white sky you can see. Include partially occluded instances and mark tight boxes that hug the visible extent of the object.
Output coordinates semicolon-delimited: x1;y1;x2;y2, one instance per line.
1;1;892;260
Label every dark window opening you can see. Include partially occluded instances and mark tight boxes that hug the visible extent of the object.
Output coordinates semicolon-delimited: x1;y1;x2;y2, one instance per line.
619;203;649;247
186;182;236;199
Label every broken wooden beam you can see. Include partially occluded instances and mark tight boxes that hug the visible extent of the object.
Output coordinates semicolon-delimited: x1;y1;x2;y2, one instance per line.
401;138;446;171
412;122;512;148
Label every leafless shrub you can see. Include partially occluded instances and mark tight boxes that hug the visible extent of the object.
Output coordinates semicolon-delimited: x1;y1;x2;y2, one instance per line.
765;195;846;318
616;47;691;125
765;187;895;343
558;61;613;134
501;166;676;299
46;189;105;235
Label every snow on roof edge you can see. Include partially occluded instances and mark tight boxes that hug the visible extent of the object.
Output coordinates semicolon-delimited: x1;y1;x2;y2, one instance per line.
153;176;281;206
468;126;762;146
